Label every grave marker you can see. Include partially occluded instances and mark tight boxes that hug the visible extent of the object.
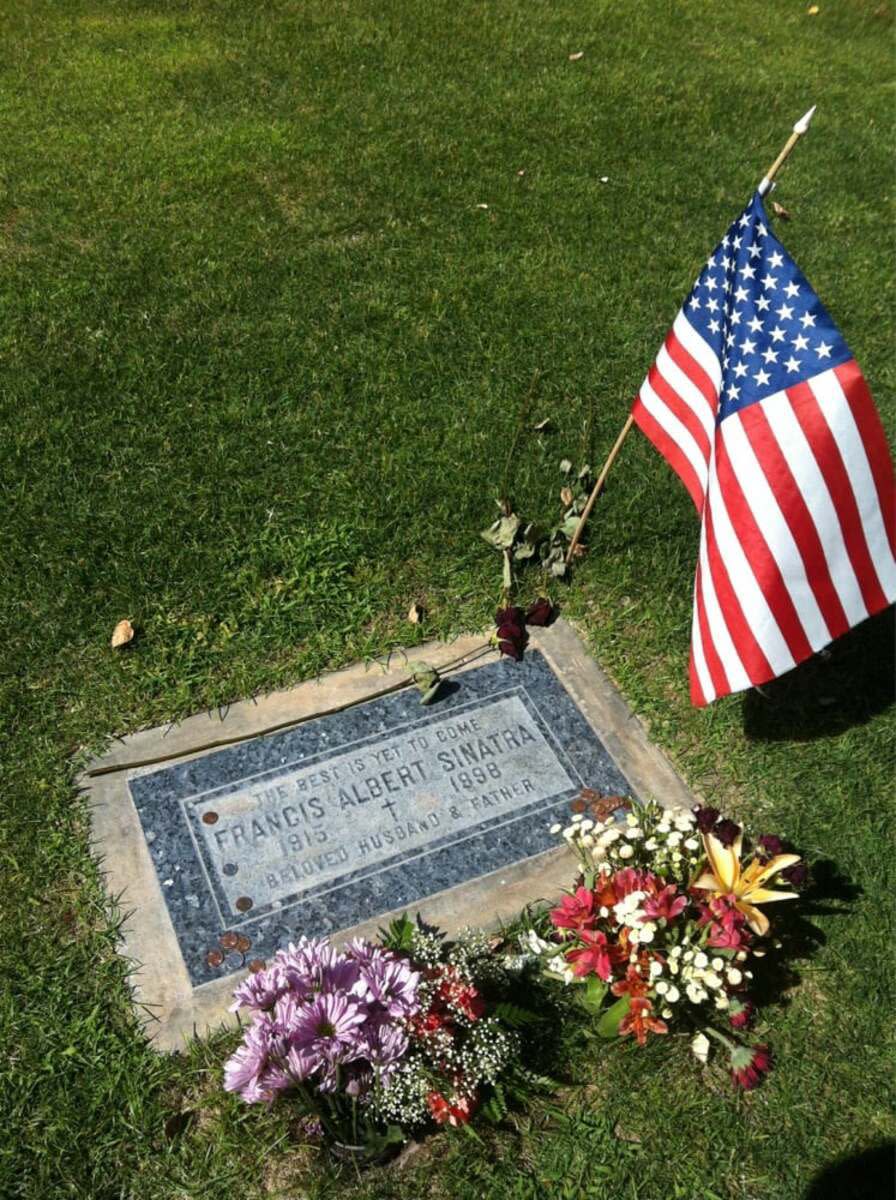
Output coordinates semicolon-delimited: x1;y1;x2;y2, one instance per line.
86;621;697;1048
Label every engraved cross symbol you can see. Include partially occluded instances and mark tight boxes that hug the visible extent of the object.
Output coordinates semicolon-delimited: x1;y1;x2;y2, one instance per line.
381;797;399;821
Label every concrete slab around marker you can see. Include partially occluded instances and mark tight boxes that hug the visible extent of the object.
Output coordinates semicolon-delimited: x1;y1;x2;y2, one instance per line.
85;619;699;1051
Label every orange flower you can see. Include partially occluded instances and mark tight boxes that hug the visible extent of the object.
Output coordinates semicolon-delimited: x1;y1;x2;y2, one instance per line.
693;832;800;936
610;965;651;1000
618;997;668;1046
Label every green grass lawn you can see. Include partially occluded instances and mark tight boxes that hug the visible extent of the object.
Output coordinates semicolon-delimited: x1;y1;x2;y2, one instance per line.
2;1;894;1197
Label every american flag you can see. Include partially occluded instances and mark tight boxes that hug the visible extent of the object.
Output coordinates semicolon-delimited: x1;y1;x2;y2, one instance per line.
632;191;896;706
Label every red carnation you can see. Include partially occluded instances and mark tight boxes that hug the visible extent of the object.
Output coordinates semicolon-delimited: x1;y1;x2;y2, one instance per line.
730;1043;772;1090
436;967;486;1022
728;997;755;1030
427;1089;477;1126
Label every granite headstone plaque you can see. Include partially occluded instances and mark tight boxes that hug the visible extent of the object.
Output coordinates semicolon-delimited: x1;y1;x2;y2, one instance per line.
129;651;630;986
88;621;697;1047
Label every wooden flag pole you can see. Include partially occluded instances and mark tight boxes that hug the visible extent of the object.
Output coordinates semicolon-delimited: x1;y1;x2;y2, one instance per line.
565;105;817;565
564;412;634;563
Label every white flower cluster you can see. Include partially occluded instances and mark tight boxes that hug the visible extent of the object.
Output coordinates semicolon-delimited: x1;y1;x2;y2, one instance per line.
517;928;568;981
449;927;507;985
550;803;703;882
668;946;752;1010
458;1018;519;1086
409;927;446;969
608;888;658;947
373;1058;431;1126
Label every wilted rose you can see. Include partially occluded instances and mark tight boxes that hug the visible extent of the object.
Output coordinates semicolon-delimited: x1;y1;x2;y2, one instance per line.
524;598;554;627
713;819;742;847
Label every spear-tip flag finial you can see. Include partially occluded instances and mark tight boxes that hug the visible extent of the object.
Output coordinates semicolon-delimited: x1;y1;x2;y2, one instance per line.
793;104;817;135
758;104;817;196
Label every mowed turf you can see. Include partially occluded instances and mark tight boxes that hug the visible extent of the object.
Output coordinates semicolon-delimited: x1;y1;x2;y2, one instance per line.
1;1;894;1197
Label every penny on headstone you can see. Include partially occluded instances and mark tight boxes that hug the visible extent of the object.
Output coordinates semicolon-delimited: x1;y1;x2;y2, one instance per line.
86;621;699;1050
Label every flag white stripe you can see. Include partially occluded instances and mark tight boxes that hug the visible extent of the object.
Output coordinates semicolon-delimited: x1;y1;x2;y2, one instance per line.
809;369;896;600
721;415;831;649
673;311;722;394
690;583;715;703
704;463;796;676
655;344;716;444
696;511;751;692
764;394;868;627
638;377;710;491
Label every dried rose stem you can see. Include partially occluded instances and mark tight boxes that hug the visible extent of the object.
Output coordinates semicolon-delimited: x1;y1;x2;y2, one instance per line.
87;642;494;776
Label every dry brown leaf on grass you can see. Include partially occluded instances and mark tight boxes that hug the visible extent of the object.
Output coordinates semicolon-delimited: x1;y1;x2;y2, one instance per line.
613;1121;643;1144
111;619;134;648
772;200;792;221
407;602;425;625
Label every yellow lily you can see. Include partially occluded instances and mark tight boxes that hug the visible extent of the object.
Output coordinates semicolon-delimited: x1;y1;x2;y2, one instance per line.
693;832;801;936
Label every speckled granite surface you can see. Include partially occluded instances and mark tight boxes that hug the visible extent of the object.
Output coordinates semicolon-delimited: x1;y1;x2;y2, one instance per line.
129;650;631;985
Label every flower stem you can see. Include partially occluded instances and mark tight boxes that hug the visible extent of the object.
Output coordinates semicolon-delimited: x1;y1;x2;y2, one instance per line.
704;1026;737;1052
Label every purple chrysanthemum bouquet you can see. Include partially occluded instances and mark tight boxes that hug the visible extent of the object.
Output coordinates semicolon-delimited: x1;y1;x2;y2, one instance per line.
224;936;421;1149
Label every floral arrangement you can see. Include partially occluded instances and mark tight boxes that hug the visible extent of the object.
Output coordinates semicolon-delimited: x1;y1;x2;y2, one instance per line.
223;918;543;1156
372;919;532;1130
528;795;806;1089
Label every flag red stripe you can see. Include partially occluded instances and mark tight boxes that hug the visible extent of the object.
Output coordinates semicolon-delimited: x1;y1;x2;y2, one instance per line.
714;433;814;663
835;360;896;558
738;401;851;640
693;559;730;697
666;331;718;414
632;396;705;512
702;499;774;682
648;363;713;461
788;380;888;615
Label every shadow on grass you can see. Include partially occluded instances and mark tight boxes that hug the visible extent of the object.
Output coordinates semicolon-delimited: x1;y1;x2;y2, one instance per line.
804;1141;895;1200
749;859;862;1012
742;607;894;742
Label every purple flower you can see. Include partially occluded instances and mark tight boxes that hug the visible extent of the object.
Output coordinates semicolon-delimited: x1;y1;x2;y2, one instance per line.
344;938;382;965
343;1064;374;1097
363;957;420;1018
230;963;288;1013
224;1018;291;1104
693;805;720;833
318;956;365;998
290;993;367;1064
756;834;783;860
713;819;742;847
272;938;331;993
225;936;418;1107
285;1042;322;1083
364;1017;410;1074
298;1115;324;1139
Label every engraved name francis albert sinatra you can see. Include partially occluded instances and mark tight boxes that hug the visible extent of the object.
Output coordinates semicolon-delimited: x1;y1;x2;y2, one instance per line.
198;696;574;901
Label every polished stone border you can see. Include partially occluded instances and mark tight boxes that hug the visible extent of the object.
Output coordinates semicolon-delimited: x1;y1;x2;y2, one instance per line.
84;620;698;1051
